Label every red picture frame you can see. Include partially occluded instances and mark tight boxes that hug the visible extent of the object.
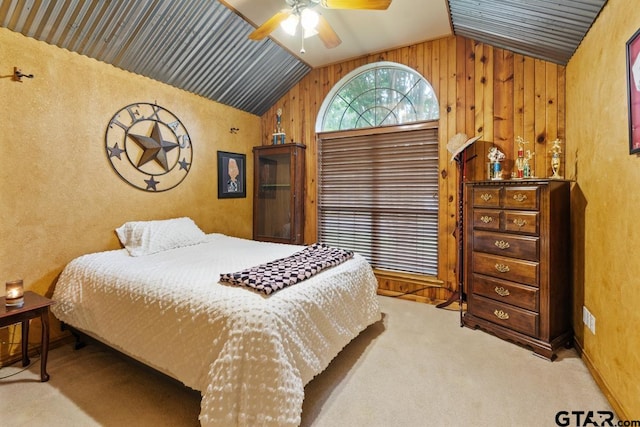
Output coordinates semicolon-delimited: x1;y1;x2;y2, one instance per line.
626;28;640;154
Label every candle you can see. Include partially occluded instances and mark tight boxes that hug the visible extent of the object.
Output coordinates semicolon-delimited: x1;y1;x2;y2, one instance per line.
5;279;24;307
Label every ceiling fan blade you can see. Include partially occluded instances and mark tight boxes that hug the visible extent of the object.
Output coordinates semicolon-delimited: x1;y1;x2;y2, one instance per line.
316;14;341;49
248;11;291;40
320;0;391;10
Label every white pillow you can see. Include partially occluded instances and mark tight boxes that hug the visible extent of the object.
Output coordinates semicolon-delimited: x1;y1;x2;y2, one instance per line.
115;217;207;256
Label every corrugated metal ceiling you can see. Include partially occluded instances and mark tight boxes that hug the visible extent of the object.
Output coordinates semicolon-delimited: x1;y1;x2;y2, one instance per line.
448;0;608;65
0;0;311;116
0;1;608;116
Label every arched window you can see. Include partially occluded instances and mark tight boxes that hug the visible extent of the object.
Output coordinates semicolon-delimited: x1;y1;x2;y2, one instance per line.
317;61;439;132
316;62;440;276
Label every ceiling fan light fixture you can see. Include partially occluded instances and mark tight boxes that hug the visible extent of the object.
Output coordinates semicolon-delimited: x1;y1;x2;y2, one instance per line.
303;27;318;38
281;14;299;35
251;0;356;49
300;8;319;30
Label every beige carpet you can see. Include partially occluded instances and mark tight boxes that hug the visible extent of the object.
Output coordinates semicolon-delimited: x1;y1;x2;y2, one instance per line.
0;296;613;426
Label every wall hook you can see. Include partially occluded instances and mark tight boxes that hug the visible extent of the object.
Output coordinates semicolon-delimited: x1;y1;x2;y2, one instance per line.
13;67;34;82
230;127;239;134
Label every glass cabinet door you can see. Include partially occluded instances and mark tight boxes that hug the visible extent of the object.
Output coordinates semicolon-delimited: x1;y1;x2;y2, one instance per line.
253;144;305;244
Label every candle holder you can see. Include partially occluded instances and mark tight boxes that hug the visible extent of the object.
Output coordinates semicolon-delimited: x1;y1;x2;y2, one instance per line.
5;279;24;307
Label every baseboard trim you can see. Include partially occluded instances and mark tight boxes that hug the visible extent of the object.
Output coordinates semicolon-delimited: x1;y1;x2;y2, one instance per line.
574;338;630;421
376;289;442;304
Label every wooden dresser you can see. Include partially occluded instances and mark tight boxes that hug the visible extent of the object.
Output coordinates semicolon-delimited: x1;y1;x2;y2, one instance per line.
462;179;572;360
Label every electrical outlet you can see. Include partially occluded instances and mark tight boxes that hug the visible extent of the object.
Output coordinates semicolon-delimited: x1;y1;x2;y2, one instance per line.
583;306;596;334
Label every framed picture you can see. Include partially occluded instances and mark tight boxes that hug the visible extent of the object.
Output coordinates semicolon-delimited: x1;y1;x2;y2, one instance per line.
626;28;640;154
217;151;246;198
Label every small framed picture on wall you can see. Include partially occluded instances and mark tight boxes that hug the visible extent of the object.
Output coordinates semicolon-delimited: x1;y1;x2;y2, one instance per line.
626;28;640;154
217;151;246;198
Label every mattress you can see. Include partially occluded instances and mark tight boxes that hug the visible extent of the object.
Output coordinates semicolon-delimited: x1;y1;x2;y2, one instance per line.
51;233;381;426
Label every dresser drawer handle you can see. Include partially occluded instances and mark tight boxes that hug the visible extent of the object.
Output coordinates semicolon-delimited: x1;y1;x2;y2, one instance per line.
494;240;510;249
495;263;510;273
494;286;510;297
480;193;492;201
513;218;527;227
494;309;510;320
480;215;494;224
513;193;528;202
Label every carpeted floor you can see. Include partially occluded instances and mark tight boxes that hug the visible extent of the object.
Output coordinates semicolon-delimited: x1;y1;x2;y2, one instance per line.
0;296;613;426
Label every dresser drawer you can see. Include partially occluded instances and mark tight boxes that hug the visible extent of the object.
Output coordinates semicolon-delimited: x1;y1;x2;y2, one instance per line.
472;187;501;208
504;211;539;235
471;274;538;312
473;230;539;261
468;294;538;337
503;186;539;210
472;209;501;231
473;252;538;286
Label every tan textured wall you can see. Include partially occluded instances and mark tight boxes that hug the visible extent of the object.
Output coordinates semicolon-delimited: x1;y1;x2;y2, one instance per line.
566;0;640;418
0;28;259;356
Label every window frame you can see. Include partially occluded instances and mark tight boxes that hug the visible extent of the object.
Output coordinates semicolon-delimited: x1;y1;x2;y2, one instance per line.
316;61;439;133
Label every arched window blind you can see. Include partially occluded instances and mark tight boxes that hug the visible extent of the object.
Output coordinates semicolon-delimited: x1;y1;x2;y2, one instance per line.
318;124;439;275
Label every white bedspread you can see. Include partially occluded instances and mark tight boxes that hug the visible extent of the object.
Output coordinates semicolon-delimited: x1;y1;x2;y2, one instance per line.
51;234;381;426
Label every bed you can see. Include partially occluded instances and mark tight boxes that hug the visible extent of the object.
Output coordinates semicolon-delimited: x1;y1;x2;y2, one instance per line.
51;218;381;426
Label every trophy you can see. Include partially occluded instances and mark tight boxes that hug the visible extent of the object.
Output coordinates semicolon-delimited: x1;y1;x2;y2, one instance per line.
550;139;563;179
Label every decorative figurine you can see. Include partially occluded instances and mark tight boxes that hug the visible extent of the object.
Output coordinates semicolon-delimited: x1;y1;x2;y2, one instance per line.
272;108;286;144
550;138;563;179
515;136;530;179
523;150;534;178
488;147;506;180
276;108;282;133
515;148;525;178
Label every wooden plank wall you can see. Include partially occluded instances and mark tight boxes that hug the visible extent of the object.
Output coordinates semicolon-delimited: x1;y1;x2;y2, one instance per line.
260;35;565;304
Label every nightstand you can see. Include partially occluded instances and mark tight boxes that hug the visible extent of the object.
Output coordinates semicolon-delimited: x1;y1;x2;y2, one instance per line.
0;291;55;381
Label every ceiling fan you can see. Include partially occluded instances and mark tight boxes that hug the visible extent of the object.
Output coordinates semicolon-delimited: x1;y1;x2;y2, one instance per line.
248;0;392;53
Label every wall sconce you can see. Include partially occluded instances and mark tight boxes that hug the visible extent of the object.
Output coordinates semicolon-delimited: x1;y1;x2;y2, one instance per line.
5;279;24;307
13;67;34;82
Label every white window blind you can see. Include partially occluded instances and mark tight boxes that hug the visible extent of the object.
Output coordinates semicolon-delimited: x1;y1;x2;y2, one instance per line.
318;125;439;275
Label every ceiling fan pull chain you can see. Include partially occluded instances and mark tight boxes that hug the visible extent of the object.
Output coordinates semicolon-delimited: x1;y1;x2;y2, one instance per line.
300;30;306;54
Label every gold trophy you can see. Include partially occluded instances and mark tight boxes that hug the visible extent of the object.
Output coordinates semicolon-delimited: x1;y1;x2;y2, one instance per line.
550;139;563;179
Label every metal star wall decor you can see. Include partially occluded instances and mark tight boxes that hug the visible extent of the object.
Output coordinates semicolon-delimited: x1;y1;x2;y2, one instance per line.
105;102;192;192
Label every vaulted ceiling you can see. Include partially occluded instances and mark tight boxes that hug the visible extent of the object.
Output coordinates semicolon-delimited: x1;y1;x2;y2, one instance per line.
0;0;607;116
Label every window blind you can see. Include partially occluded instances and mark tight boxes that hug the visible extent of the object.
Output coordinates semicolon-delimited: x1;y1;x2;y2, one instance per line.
318;124;439;275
